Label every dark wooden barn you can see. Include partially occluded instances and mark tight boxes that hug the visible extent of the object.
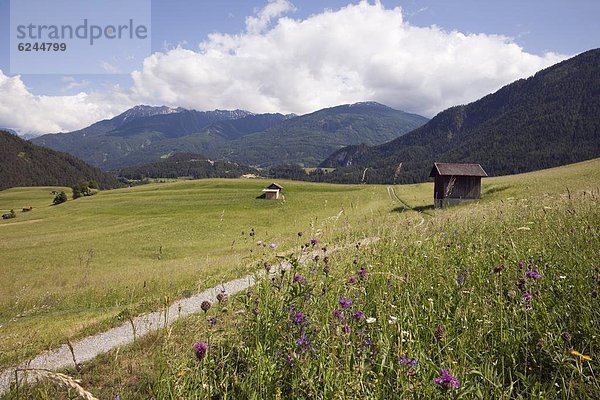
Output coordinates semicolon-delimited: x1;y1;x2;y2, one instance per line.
260;182;284;200
429;163;487;208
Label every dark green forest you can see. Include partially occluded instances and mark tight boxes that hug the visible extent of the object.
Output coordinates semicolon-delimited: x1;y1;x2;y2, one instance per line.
116;153;260;180
0;131;120;190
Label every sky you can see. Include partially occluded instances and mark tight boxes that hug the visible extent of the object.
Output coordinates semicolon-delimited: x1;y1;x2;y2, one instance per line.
0;0;598;135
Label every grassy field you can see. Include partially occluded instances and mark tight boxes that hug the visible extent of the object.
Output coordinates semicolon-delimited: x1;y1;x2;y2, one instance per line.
1;158;599;399
0;179;410;368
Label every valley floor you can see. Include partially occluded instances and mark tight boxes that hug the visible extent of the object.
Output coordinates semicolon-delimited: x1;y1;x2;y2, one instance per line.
0;158;599;399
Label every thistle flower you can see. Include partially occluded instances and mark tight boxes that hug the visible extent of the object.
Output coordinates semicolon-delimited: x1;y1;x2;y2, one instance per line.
201;300;212;313
286;353;295;366
522;292;533;302
434;368;460;389
526;270;541;279
193;342;209;360
269;243;278;249
358;266;368;278
333;309;345;320
347;276;358;284
296;332;313;352
310;238;319;246
216;292;228;303
518;261;525;270
291;311;306;325
293;274;306;286
352;311;365;320
434;325;445;342
339;296;352;309
399;355;417;368
493;264;505;274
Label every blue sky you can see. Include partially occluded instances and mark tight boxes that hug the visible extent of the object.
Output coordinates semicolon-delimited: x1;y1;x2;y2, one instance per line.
0;0;598;134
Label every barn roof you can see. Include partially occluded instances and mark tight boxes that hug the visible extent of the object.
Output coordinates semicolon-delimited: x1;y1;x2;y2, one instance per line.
429;163;488;177
266;182;283;190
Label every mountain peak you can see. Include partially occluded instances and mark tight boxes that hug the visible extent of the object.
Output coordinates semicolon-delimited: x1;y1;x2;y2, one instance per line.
348;101;390;109
117;105;185;123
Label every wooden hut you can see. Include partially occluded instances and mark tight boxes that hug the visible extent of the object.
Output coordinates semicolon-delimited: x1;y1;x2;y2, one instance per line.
429;163;487;208
261;182;283;200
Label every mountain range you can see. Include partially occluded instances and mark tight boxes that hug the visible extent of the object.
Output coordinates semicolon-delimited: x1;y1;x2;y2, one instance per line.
32;102;428;170
318;48;600;183
0;130;120;191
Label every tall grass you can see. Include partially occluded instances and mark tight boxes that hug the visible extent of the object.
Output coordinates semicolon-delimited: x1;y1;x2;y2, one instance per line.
8;189;597;399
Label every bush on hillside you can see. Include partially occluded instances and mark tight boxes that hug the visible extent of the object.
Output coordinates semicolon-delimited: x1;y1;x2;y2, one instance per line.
52;191;68;205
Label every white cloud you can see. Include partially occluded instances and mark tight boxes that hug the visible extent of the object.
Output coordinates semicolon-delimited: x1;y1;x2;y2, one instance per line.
246;0;296;34
131;1;565;116
0;0;567;134
61;76;91;92
0;71;133;134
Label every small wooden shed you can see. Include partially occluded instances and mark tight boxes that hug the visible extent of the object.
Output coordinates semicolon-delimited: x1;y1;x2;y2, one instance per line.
261;182;283;200
429;163;487;208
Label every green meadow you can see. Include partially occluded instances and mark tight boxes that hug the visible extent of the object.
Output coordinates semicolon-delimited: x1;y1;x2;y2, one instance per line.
1;158;599;399
0;179;406;368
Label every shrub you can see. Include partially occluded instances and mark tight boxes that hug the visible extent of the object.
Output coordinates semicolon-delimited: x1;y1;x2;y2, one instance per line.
72;180;97;199
52;191;68;205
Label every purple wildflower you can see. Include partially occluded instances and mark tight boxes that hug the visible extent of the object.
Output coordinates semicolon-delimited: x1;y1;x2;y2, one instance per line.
342;324;351;334
352;311;365;320
339;296;353;309
286;353;295;366
516;277;527;291
526;270;541;279
522;292;533;302
310;238;319;246
347;276;358;284
269;243;278;249
256;240;263;246
434;369;460;390
291;311;306;325
358;266;368;278
518;261;525;270
400;355;417;368
333;309;345;320
364;338;372;346
193;342;209;360
296;333;313;352
293;274;306;286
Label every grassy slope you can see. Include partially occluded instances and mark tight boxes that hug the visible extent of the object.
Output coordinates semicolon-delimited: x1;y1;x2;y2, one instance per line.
0;179;391;367
1;158;599;399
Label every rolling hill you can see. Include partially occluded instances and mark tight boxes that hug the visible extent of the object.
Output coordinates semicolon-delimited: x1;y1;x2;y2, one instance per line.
116;152;260;180
32;102;427;170
0;130;120;190
320;48;600;183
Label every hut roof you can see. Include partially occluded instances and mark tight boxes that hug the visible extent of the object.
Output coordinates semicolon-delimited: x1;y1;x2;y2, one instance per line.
266;182;284;190
429;163;488;178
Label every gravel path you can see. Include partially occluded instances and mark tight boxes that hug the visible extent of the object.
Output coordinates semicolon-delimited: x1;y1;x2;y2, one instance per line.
0;237;377;395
